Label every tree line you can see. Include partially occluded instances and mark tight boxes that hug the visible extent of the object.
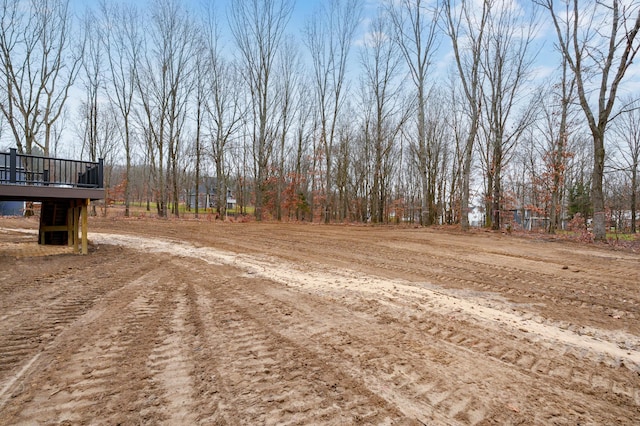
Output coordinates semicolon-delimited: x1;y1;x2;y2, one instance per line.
1;0;639;239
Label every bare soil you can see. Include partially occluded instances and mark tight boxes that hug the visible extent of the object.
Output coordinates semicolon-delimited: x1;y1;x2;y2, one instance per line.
0;216;639;425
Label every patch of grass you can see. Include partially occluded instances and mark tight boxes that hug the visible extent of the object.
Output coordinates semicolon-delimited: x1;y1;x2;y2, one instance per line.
552;229;638;241
227;206;254;215
606;232;638;241
106;200;255;217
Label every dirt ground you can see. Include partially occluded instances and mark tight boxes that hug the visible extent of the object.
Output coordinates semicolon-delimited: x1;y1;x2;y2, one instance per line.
0;215;639;425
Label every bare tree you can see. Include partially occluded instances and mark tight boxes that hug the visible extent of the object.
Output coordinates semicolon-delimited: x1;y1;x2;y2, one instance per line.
136;0;197;217
77;9;104;215
611;98;640;233
101;1;141;217
229;0;294;221
539;0;640;240
0;0;82;155
443;0;489;230
419;88;450;225
291;77;314;221
360;15;410;224
387;0;440;225
273;36;301;221
334;117;355;221
79;9;102;164
443;77;469;225
192;45;207;219
205;44;244;219
191;6;215;219
538;59;577;234
75;101;117;216
480;0;540;230
304;0;362;223
91;104;118;183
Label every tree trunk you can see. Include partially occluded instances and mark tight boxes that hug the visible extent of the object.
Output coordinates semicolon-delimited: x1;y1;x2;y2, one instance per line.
428;161;438;226
255;156;264;221
295;130;303;221
484;167;492;229
421;168;428;226
277;130;286;221
491;139;502;231
592;132;606;240
418;88;428;226
631;164;637;233
195;142;200;219
124;128;131;218
491;169;501;231
460;141;473;230
549;185;560;233
549;141;564;234
216;157;226;219
324;153;331;224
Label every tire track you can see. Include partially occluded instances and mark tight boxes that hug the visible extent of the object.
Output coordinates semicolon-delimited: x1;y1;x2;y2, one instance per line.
144;283;198;425
0;268;172;424
178;258;503;424
215;273;640;423
0;284;103;380
212;229;640;327
89;232;640;372
188;265;409;425
341;244;640;327
0;250;138;407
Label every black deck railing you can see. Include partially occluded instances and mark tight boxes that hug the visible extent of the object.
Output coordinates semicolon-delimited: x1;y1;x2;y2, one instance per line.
0;148;104;189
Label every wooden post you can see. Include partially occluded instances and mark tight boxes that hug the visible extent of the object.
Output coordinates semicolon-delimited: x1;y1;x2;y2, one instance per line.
67;200;74;247
73;204;80;254
38;200;46;244
39;213;45;245
81;199;88;255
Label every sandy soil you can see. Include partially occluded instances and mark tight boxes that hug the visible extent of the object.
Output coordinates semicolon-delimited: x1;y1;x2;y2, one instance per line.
0;216;639;425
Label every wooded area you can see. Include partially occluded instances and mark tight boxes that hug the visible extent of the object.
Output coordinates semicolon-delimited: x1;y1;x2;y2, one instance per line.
1;0;639;239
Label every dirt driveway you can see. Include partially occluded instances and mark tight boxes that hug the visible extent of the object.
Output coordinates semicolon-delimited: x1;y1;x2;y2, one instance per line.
1;217;639;424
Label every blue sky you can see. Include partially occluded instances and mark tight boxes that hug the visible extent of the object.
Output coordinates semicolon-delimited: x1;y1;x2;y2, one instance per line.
69;0;382;50
67;0;640;112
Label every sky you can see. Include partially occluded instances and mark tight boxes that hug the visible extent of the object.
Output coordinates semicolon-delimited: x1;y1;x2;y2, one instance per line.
67;0;387;83
55;0;640;159
66;0;566;86
60;0;640;91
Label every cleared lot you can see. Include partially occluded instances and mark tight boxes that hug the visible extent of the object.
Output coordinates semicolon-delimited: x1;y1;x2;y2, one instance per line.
1;217;639;424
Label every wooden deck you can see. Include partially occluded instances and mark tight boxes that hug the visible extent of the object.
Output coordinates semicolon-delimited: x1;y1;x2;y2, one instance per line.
0;149;105;255
0;184;104;202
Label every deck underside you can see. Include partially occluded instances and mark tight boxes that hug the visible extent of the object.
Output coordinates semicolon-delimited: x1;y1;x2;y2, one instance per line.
0;184;104;201
0;187;99;255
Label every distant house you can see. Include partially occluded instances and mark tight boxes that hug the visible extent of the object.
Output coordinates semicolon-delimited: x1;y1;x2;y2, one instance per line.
225;190;237;210
187;177;236;211
609;209;639;232
205;188;236;211
469;206;566;230
469;205;484;227
506;208;569;231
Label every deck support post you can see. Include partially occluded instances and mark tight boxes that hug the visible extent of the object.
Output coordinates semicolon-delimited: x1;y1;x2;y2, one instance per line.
39;211;45;244
81;199;88;255
67;202;74;247
73;203;80;254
